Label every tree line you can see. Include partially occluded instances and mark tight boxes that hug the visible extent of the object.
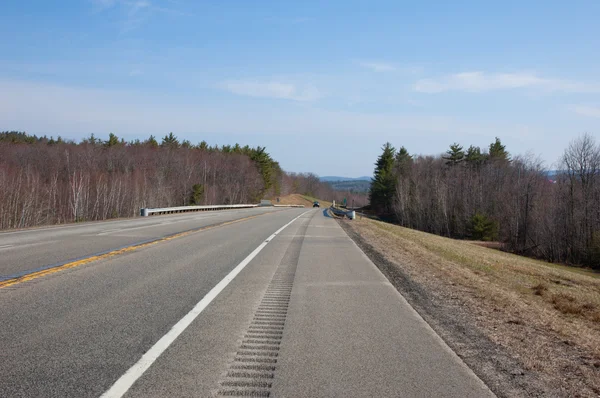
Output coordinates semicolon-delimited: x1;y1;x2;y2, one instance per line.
369;134;600;269
0;131;361;229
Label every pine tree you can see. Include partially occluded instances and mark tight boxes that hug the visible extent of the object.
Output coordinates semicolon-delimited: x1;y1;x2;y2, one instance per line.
465;145;485;168
250;146;276;195
181;139;192;148
369;142;396;214
198;140;208;150
83;133;98;145
394;146;413;175
104;133;120;147
161;132;179;148
467;213;499;241
145;135;159;148
189;184;205;205
489;137;510;161
444;143;465;166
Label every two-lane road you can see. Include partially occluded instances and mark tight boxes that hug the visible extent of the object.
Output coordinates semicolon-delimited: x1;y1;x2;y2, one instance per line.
0;207;281;280
0;208;494;397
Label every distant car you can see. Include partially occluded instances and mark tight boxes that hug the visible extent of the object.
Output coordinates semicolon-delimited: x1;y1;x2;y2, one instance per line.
313;201;320;208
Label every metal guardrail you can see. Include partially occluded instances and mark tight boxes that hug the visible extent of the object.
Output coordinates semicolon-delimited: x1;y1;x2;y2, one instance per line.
329;206;356;220
140;203;305;216
140;204;258;216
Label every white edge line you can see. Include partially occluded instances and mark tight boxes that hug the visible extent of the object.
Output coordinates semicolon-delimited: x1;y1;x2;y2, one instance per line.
100;210;310;398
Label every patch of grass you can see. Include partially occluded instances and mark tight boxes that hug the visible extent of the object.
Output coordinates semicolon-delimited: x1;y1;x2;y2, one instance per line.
551;293;582;315
270;194;331;208
346;216;600;348
343;216;600;395
531;282;548;296
300;195;332;208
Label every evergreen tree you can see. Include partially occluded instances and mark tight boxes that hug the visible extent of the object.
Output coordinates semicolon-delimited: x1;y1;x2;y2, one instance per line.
467;213;499;241
369;142;396;214
161;132;179;148
181;139;192;148
198;140;208;150
104;133;120;147
444;143;465;166
81;133;99;145
394;146;413;175
189;184;205;205
0;131;38;144
250;146;276;194
145;135;159;148
488;137;510;161
465;145;485;169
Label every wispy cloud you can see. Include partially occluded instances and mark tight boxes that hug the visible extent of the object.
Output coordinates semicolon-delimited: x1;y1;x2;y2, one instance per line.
93;0;190;32
358;61;397;72
570;104;600;118
414;71;600;93
220;80;321;101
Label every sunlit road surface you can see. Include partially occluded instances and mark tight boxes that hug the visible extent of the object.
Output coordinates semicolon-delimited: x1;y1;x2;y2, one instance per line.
0;208;494;397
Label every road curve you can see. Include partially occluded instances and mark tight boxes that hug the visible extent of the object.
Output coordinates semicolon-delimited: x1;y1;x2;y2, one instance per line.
0;208;494;397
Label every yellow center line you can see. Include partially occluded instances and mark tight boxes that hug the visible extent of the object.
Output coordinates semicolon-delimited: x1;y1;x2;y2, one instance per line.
0;210;287;289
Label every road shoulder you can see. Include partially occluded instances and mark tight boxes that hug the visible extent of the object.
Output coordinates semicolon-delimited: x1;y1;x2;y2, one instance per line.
273;209;494;397
338;217;600;397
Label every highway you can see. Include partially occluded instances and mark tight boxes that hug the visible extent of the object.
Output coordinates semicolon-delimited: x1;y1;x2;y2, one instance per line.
0;207;494;397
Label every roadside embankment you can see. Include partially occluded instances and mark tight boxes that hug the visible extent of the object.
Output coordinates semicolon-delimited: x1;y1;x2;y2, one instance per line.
339;216;600;398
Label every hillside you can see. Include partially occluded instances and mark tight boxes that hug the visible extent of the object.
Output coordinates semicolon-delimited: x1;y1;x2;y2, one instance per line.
326;179;371;193
319;176;371;182
340;216;600;397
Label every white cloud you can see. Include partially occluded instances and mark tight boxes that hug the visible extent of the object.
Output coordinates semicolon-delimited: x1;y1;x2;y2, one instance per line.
570;105;600;118
220;80;321;101
415;71;600;93
359;61;396;72
0;79;541;141
1;79;582;174
93;0;190;32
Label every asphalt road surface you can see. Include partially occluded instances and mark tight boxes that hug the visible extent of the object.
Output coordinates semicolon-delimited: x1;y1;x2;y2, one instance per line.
0;207;495;397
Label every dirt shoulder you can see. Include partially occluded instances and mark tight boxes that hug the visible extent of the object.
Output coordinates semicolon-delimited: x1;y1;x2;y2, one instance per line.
339;217;600;398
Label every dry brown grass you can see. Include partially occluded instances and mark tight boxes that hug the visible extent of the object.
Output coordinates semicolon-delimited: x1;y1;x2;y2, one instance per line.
345;216;600;396
271;194;332;208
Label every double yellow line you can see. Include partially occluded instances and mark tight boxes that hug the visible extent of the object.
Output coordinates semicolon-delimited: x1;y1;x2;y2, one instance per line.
0;213;268;289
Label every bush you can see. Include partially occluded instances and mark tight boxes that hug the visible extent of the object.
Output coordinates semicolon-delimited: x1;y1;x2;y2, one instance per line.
467;213;499;241
190;184;204;205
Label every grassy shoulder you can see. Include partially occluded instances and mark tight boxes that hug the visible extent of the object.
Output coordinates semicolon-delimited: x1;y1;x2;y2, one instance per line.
341;216;600;397
270;194;332;208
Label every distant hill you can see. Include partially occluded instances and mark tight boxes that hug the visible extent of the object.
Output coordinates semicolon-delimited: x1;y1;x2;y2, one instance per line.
319;176;371;182
326;179;371;193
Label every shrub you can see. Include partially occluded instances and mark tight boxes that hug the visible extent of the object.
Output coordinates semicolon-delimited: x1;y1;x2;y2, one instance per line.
467;213;499;241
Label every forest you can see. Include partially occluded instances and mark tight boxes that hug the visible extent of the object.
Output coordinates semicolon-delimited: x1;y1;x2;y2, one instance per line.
369;134;600;269
0;131;366;230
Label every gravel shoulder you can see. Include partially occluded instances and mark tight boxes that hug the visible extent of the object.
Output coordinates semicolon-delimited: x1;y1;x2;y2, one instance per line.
338;216;600;398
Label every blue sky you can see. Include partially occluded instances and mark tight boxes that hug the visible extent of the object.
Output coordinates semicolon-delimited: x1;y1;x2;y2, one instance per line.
1;0;599;176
